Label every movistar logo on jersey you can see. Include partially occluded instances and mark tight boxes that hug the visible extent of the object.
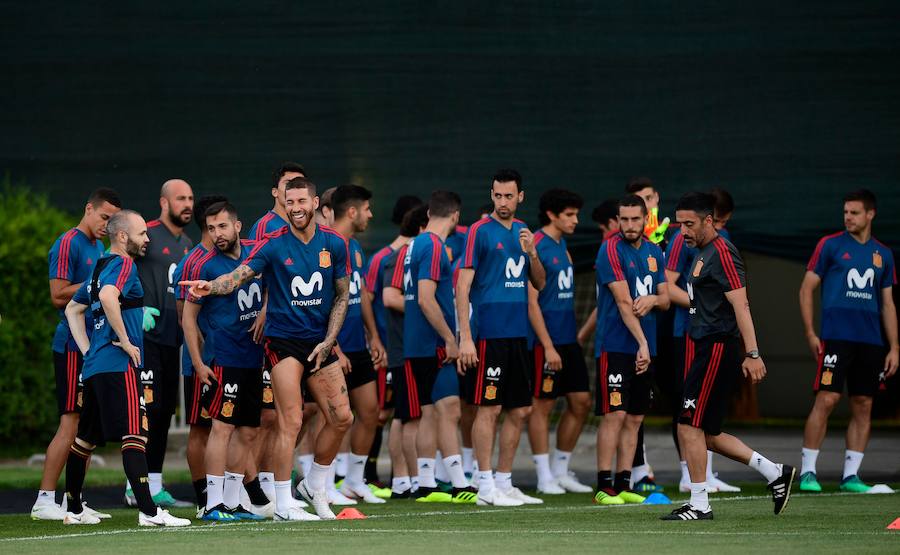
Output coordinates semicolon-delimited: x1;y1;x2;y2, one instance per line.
505;255;526;288
140;370;154;382
223;383;238;395
823;354;837;367
634;275;653;297
557;267;574;299
608;373;623;385
291;272;324;306
166;263;177;294
486;367;501;379
845;268;874;300
349;271;363;305
238;282;263;321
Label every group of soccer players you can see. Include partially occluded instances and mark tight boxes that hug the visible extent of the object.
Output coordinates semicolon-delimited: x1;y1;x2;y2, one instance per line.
32;164;896;525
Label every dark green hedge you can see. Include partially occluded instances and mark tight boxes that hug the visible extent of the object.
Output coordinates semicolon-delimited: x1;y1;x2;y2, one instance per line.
0;182;76;444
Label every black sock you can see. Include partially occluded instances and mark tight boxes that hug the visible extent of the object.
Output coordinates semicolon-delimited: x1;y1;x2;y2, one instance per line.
597;470;613;492
633;424;645;467
614;470;632;493
122;439;157;516
365;425;384;484
192;479;207;507
145;410;171;473
65;441;93;514
243;476;269;505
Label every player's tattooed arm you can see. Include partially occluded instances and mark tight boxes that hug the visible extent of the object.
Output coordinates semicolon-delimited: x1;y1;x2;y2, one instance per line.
325;275;350;345
210;265;257;295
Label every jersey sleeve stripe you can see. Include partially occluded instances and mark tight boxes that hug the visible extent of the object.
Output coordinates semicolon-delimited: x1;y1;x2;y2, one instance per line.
253;214;272;241
115;257;132;291
366;247;390;292
666;234;684;271
713;239;742;289
430;234;442;280
607;237;625;281
806;232;843;271
463;218;488;268
56;229;77;279
533;230;545;248
243;229;283;264
147;219;162;228
390;246;408;288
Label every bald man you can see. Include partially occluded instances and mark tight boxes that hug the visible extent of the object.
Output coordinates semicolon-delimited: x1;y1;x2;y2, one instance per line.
130;179;194;508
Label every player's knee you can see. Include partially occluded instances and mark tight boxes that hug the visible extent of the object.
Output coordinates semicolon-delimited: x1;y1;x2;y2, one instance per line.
815;392;841;412
330;406;354;432
509;405;532;422
238;426;259;444
848;395;873;412
277;406;303;435
476;406;502;423
568;394;591;417
260;409;277;429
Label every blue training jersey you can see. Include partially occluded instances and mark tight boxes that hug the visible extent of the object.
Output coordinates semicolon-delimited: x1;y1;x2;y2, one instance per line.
174;244;213;376
74;254;144;379
243;225;350;342
462;216;530;339
529;229;577;347
49;227;105;353
808;231;896;346
403;232;455;358
248;210;288;242
594;233;665;357
366;244;394;346
191;242;264;368
337;238;367;353
445;225;468;264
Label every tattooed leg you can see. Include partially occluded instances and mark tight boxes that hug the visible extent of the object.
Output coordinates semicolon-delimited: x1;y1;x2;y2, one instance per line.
307;362;353;465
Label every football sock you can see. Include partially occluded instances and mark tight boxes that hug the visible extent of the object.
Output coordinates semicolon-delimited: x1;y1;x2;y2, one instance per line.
705;451;716;481
224;471;243;509
244;476;269;505
347;452;368;485
434;451;450;483
494;471;512;492
297;454;314;478
596;470;613;492
631;464;649;485
392;476;411;494
335;452;349;478
551;450;572;478
679;461;690;484
476;470;494;494
192;479;207;507
65;441;93;514
749;451;781;483
35;490;56;506
633;424;646;466
259;471;276;501
443;454;469;488
308;462;329;492
417;458;437;488
274;480;292;514
121;438;156;516
690;482;710;512
801;447;819;475
461;447;474;475
614;470;631;493
533;453;555;484
365;425;383;484
843;450;864;479
148;472;163;496
206;475;225;510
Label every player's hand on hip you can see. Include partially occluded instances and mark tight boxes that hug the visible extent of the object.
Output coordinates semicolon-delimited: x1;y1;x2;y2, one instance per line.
196;364;215;386
336;350;352;374
114;340;141;368
632;295;656;318
518;228;536;255
179;279;211;298
805;332;823;361
443;338;459;365
884;347;899;377
742;356;766;384
307;340;335;373
545;346;562;371
635;343;650;374
459;337;478;369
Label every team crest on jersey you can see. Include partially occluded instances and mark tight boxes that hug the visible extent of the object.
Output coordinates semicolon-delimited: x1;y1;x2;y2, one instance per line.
143;386;154;404
263;387;274;404
542;376;554;393
221;400;234;418
821;370;833;386
647;256;657;273
692;259;704;277
355;251;363;268
873;251;883;268
319;250;332;268
609;391;622;407
201;407;210;419
485;385;497;400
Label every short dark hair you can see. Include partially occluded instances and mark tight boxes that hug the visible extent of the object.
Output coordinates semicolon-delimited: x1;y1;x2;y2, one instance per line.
392;195;423;226
675;191;716;217
194;194;229;231
204;201;238;223
625;176;654;194
272;162;307;189
428;190;462;219
843;189;877;212
87;187;122;209
400;204;429;237
710;187;734;217
332;184;373;220
492;169;523;191
538;189;583;226
317;186;336;213
619;193;648;216
285;176;317;198
591;199;619;225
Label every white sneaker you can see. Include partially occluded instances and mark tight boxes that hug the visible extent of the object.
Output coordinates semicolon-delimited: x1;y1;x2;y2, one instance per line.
31;502;66;521
327;487;357;506
82;504;112;519
63;511;101;525
556;474;593;493
340;481;386;504
536;480;566;495
240;488;279;517
468;475;479;490
708;475;741;493
297;479;336;520
502;487;543;505
476;488;524;507
274;506;320;521
290;497;309;509
138;508;191;527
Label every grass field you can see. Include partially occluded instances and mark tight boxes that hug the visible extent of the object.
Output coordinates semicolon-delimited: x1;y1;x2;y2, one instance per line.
1;485;898;554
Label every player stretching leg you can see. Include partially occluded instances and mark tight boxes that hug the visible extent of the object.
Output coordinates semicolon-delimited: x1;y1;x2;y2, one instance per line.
182;177;352;521
661;192;794;521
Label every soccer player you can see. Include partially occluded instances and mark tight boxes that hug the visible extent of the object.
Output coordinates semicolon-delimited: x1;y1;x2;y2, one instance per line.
33;188;121;521
661;192;794;521
63;209;191;527
665;188;740;494
249;162;306;241
626;177;669;245
399;191;477;504
592;195;669;506
575;199;619;347
798;189;897;493
329;184;388;503
132;179;194;508
315;186;337;227
383;204;430;497
456;169;546;507
173;194;227;513
183;202;268;521
526;189;592;495
181;177;351;521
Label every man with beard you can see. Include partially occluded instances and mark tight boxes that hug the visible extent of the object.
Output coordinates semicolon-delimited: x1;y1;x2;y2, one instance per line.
181;177;351;521
130;179;194;508
63;210;191;527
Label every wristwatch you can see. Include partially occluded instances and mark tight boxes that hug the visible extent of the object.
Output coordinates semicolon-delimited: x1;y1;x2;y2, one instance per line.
745;350;760;359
